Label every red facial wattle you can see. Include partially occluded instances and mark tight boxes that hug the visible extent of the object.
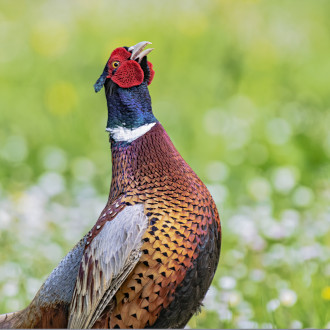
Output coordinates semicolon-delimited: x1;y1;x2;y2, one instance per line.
147;61;155;85
110;60;144;88
106;47;155;88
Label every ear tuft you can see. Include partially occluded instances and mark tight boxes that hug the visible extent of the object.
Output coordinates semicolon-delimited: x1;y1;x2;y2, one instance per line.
94;64;108;93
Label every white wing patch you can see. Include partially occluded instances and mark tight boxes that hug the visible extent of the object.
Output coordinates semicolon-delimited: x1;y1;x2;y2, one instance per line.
68;203;148;329
106;122;156;143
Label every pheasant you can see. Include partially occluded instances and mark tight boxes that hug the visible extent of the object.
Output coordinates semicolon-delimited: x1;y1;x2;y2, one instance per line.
0;41;221;329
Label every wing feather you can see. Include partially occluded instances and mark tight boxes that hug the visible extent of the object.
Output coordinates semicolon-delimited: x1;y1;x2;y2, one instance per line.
68;203;148;329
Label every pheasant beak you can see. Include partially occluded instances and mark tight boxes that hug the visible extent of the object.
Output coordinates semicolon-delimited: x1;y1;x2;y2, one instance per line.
129;41;154;63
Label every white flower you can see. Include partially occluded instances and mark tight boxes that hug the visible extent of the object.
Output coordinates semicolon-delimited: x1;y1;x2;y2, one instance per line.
2;282;18;297
1;135;27;163
207;184;228;205
263;221;286;240
279;289;297;307
236;320;258;329
0;210;11;229
72;157;95;182
42;146;67;172
219;276;236;290
290;320;303;329
26;278;43;300
250;269;265;282
247;177;271;201
38;172;65;196
292;186;314;207
261;323;273;329
266;299;280;312
205;161;229;182
300;244;323;261
202;286;218;310
217;307;232;322
227;291;242;307
280;209;300;238
266;118;292;145
272;167;297;193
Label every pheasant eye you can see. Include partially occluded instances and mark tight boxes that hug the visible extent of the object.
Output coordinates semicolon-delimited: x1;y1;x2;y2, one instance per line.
112;61;120;68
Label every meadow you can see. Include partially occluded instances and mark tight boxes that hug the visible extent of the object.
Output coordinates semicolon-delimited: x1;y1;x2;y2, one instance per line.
0;1;330;328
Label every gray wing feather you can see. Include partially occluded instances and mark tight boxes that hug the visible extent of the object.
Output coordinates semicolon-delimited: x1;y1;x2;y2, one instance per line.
68;204;148;329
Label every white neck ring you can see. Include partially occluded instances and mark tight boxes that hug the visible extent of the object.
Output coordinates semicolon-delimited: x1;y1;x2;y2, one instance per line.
106;122;156;143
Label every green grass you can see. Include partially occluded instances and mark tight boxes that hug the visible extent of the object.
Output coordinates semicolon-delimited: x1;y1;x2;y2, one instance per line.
0;1;330;328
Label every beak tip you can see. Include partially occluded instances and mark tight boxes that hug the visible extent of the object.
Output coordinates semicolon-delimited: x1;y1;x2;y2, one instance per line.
128;41;152;52
129;41;153;61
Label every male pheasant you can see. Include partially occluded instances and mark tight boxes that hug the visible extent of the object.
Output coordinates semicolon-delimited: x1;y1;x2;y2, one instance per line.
0;41;221;329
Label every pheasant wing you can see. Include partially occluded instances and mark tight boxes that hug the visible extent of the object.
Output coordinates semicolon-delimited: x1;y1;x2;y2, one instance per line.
68;203;148;329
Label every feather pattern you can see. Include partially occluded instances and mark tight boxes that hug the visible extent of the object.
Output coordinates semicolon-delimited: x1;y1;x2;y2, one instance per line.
93;122;221;329
68;203;148;329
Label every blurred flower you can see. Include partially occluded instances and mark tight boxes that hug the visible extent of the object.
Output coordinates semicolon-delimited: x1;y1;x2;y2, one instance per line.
266;118;292;145
2;281;18;297
237;300;254;319
250;236;266;251
6;299;21;312
41;242;64;262
226;123;251;150
41;146;67;172
203;108;228;136
205;161;229;182
236;320;258;329
321;286;330;300
266;299;280;312
26;278;43;300
279;289;297;307
261;220;286;240
227;291;242;307
203;108;251;150
202;286;218;311
292;186;314;207
272;167;297;194
290;320;303;329
0;262;22;282
72;157;96;182
323;264;330;277
17;188;47;231
206;183;228;205
247;177;271;202
250;269;265;282
219;276;236;290
300;244;324;261
280;209;300;237
217;307;232;322
38;172;65;197
232;263;248;279
1;135;28;163
261;323;273;329
0;209;11;229
228;213;260;247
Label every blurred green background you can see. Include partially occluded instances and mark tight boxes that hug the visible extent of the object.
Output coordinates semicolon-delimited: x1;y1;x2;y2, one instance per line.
1;0;330;328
